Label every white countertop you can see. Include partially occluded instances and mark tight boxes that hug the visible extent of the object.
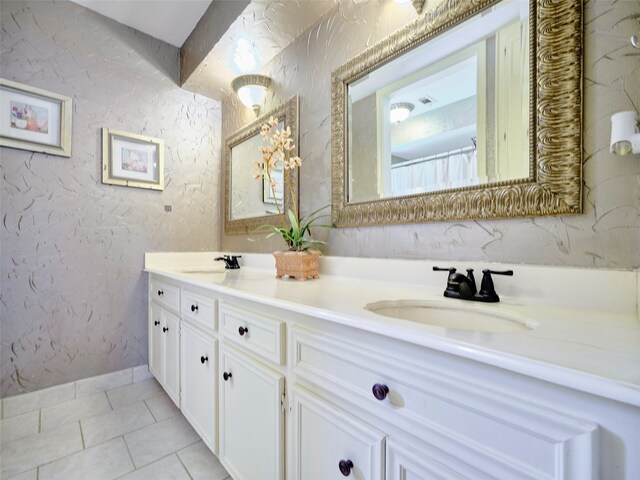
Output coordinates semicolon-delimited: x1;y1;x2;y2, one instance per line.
145;252;640;407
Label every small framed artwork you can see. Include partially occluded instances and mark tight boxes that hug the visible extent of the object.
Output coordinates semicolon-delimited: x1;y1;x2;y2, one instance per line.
262;165;284;205
0;78;72;157
102;128;164;191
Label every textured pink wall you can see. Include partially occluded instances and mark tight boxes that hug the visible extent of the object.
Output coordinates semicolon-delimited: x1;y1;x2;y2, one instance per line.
0;0;221;396
220;0;640;269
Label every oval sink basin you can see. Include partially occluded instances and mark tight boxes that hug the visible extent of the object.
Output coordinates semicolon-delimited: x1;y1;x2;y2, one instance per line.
177;268;226;281
179;267;226;273
365;300;538;333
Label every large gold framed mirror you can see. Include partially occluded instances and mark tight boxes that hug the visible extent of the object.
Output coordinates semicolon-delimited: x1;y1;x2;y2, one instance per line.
331;0;582;226
224;96;299;234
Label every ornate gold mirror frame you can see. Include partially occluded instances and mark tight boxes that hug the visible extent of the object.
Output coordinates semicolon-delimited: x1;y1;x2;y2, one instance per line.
331;0;582;227
224;96;299;234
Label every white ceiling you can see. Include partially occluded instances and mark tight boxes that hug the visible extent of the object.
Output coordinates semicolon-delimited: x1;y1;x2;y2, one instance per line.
71;0;213;47
70;0;339;100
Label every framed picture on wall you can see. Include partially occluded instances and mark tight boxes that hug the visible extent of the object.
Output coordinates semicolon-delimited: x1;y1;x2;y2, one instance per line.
102;128;164;191
0;78;72;157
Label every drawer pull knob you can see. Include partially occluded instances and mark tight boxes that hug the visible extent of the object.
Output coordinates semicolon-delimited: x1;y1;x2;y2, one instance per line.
338;459;353;476
191;305;198;312
157;290;164;296
162;327;169;333
154;321;160;326
200;356;208;364
372;383;389;401
238;326;248;336
223;372;232;381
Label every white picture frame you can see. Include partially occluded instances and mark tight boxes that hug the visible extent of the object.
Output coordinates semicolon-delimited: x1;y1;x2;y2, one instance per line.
0;78;72;157
102;128;164;191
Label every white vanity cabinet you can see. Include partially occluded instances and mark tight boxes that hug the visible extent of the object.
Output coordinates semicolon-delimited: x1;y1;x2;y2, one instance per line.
219;344;285;480
148;278;181;406
180;321;218;453
179;286;219;454
217;302;286;480
290;325;599;480
145;266;640;480
290;386;385;480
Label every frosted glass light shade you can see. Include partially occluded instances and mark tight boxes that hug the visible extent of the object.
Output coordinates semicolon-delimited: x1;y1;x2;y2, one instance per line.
231;74;271;116
390;102;414;124
610;111;639;155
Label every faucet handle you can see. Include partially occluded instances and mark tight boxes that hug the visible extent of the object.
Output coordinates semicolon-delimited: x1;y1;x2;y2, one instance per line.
433;266;456;274
479;269;514;302
484;269;514;276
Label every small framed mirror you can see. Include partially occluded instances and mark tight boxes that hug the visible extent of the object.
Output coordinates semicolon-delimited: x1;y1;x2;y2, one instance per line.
332;0;582;227
224;96;299;234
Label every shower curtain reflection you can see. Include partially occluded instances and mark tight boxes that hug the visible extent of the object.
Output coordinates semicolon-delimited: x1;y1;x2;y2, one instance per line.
391;148;478;196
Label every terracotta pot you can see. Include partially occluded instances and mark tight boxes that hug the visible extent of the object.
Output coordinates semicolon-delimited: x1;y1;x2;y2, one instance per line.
273;250;320;281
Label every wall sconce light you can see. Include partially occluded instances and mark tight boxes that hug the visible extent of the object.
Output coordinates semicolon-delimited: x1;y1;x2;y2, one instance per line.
231;74;271;117
610;111;640;155
390;102;414;124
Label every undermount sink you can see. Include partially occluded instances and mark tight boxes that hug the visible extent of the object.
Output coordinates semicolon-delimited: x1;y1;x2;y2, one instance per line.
177;268;227;280
365;299;538;333
179;267;226;274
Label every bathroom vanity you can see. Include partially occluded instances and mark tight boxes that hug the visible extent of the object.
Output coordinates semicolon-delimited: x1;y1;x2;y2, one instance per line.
145;252;640;480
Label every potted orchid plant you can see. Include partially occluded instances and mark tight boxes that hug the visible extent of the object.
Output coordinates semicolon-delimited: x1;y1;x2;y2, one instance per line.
253;116;332;280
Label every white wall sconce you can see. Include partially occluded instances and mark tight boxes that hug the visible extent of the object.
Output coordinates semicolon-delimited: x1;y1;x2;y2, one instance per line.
390;102;414;124
610;111;640;155
231;74;271;117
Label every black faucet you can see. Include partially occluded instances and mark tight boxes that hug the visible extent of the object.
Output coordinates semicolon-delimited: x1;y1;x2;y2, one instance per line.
215;255;242;269
433;266;513;302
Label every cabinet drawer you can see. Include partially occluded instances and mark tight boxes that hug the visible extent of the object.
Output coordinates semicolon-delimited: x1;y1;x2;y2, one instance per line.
291;327;598;480
219;303;285;365
182;289;217;332
150;277;180;312
291;386;384;480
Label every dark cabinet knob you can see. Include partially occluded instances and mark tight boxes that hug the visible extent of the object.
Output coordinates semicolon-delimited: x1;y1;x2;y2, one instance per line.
200;356;208;364
372;383;389;401
338;459;353;476
154;321;160;326
191;305;198;312
162;327;169;333
223;372;232;381
238;326;248;336
157;290;163;296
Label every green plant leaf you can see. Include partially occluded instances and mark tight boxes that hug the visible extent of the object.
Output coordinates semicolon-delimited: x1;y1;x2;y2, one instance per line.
287;209;300;238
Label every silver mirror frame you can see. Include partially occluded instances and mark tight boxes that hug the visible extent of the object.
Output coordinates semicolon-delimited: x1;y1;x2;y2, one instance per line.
331;0;583;227
224;96;299;235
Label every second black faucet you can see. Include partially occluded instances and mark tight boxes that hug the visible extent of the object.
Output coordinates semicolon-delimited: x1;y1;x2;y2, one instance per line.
433;266;513;303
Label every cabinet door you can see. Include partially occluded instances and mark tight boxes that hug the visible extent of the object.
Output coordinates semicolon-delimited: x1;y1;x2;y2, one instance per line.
162;309;180;406
181;322;217;453
149;303;164;381
291;386;385;480
219;346;284;480
386;437;468;480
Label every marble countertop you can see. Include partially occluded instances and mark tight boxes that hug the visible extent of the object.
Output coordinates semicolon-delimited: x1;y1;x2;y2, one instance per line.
145;255;640;407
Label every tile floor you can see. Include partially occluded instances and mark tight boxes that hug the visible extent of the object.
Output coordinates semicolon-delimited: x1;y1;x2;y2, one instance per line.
0;376;231;480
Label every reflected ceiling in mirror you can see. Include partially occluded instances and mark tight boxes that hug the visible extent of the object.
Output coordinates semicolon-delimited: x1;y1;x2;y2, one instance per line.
224;96;299;235
332;0;583;227
348;0;530;203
